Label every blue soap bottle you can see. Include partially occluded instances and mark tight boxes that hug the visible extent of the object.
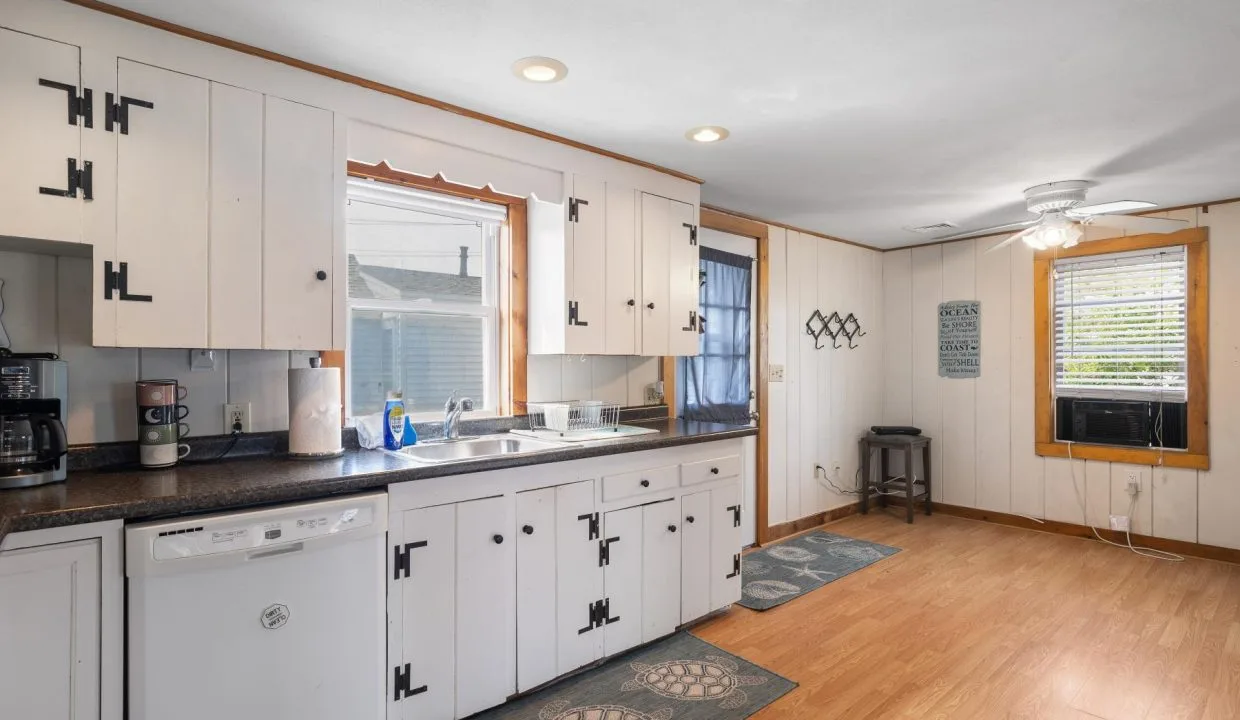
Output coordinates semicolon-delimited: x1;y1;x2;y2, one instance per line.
383;392;405;451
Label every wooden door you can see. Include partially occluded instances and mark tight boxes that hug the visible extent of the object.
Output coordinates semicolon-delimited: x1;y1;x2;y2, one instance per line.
395;504;455;720
667;199;700;356
679;490;712;623
262;96;334;350
0;29;84;245
640;193;670;355
601;505;642;656
555;480;603;675
115;59;209;348
0;540;101;720
455;495;515;718
566;174;606;354
710;483;744;610
641;500;681;642
604;183;638;355
515;487;557;692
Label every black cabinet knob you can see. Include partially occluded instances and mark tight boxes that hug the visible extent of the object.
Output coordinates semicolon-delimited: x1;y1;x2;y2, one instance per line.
710;467;720;475
626;299;636;307
668;524;677;533
493;534;504;544
522;525;534;535
686;515;696;523
640;479;650;487
646;302;655;310
315;270;327;281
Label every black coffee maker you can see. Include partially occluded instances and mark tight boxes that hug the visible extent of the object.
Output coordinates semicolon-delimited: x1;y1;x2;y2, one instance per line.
0;350;69;489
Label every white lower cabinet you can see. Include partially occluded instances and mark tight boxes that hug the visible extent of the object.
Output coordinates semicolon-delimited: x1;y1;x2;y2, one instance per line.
601;505;643;656
515;487;557;692
680;483;743;624
641;500;682;643
679;490;713;623
552;481;604;678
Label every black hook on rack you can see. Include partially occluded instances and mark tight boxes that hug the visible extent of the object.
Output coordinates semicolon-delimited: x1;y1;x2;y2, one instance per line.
841;313;866;349
805;309;828;349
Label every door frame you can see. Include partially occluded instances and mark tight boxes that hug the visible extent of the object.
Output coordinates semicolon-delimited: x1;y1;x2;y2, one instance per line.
663;208;771;545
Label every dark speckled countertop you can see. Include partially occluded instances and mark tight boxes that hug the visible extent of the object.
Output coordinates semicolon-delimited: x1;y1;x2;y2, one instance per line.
0;420;755;542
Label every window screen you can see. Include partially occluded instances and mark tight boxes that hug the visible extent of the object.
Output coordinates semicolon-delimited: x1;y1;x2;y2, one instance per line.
1053;245;1187;402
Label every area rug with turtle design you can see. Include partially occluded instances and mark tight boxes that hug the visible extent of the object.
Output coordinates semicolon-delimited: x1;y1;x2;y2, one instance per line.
738;530;901;611
472;633;795;720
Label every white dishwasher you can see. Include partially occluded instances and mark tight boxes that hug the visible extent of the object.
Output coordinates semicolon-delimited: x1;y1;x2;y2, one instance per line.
126;493;388;720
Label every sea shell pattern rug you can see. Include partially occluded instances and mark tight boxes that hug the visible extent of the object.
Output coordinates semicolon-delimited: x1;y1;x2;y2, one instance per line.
738;530;901;610
473;633;795;719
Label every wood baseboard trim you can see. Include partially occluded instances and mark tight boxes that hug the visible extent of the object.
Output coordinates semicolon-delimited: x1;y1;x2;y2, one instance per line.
764;504;859;544
932;502;1240;565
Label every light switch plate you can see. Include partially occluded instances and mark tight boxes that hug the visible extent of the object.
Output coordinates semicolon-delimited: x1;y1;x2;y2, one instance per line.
1109;514;1130;532
769;364;785;382
190;349;217;372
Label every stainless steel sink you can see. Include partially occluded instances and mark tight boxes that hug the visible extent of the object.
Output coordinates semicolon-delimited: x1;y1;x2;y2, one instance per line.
393;435;562;464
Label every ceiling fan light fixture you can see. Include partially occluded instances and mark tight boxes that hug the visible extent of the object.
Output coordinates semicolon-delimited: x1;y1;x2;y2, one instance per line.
512;56;568;83
1071;200;1157;216
686;126;729;143
1024;214;1083;250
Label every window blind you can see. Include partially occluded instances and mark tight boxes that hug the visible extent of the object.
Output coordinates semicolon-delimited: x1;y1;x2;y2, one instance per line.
1053;245;1187;402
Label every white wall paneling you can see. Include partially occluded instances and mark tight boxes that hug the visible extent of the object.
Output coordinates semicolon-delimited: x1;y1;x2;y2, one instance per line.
765;227;788;526
525;355;657;406
1109;464;1153;535
882;249;913;425
1152;467;1198;543
909;245;944;500
795;231;819;517
974;239;1011;512
1084;460;1112;530
1008;240;1045;518
939;241;977;508
0;250;59;354
783;233;803;522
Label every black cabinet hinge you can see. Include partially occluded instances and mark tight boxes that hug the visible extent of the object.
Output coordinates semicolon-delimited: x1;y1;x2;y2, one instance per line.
392;663;428;702
681;310;697;333
728;504;741;528
726;553;741;579
598;535;619;567
576;598;619;634
38;79;93;128
577;512;599;540
105;91;154;134
393;540;428;580
683;222;698;245
102;261;153;303
568;196;589;222
39;158;92;200
567;300;589;327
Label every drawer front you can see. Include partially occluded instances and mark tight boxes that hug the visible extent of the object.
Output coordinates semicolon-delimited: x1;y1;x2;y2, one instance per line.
681;455;741;486
602;465;679;503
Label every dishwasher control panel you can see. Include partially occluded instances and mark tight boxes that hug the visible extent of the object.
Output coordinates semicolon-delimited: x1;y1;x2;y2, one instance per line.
150;502;376;561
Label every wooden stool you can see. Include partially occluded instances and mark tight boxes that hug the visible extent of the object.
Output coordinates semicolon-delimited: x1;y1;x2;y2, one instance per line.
858;433;932;523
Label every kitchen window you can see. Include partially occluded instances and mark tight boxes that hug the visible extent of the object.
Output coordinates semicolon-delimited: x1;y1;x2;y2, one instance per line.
345;177;505;419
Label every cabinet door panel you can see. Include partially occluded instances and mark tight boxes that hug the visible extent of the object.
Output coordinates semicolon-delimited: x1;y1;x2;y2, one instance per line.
567;175;606;354
604;184;638;355
397;505;455;720
115;60;209;348
680;490;712;623
640;194;671;355
262;97;334;350
207;82;263;348
667;200;699;357
516;488;557;692
602;506;643;656
556;480;603;675
710;483;743;611
641;500;681;642
0;539;100;720
455;495;515;717
0;30;83;245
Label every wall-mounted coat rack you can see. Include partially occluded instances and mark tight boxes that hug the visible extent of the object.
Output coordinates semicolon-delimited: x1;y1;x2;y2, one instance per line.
804;309;865;349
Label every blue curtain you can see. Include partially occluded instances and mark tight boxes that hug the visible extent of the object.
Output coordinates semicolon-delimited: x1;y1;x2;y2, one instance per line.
679;246;752;424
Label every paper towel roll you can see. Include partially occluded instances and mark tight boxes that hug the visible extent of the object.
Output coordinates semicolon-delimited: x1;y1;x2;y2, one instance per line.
288;367;343;457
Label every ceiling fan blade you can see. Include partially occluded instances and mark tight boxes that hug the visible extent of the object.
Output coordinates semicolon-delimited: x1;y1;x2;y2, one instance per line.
1083;214;1189;234
984;226;1038;253
1069;200;1157;216
934;219;1038;242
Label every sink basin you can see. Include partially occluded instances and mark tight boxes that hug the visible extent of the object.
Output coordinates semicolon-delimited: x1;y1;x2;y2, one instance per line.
393;435;562;464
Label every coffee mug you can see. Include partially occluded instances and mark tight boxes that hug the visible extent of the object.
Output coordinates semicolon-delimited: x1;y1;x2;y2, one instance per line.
138;404;189;426
139;441;190;468
136;380;187;406
139;424;191;444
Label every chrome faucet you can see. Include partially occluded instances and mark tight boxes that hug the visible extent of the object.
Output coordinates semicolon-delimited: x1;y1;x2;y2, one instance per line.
443;391;474;441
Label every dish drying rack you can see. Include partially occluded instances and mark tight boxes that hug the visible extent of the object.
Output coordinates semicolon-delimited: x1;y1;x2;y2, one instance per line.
526;401;622;436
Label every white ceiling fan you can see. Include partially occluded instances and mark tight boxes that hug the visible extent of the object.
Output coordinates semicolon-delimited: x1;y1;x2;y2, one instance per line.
937;180;1189;252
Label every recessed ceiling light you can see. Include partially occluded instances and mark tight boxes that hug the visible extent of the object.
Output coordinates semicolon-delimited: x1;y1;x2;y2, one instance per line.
686;126;730;143
512;56;568;83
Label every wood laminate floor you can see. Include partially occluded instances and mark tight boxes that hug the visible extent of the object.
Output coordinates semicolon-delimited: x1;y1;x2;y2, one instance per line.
693;511;1240;719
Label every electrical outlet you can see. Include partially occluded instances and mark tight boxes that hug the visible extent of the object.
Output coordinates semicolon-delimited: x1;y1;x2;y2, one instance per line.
1109;514;1131;532
1126;469;1141;496
831;461;843;481
223;402;250;433
769;364;785;382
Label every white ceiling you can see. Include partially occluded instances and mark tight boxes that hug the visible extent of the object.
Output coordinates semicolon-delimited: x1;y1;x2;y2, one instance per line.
105;0;1240;248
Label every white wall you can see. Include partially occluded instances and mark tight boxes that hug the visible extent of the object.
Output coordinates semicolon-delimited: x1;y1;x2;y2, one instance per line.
766;228;885;525
882;202;1240;550
526;355;659;407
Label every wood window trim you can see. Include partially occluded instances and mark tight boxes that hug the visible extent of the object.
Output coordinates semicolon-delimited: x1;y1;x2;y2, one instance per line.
1032;226;1209;470
326;160;529;417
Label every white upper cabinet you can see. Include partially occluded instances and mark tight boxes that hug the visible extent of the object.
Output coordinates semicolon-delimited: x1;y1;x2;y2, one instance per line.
0;29;86;245
261;96;336;351
114;60;210;349
604;183;639;355
640;193;700;356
